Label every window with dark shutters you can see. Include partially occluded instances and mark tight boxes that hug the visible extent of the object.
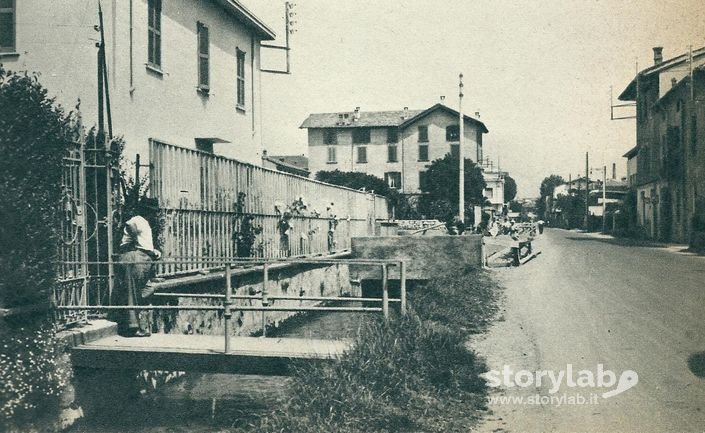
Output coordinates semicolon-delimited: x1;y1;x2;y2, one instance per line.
0;0;15;52
147;0;162;67
197;22;209;92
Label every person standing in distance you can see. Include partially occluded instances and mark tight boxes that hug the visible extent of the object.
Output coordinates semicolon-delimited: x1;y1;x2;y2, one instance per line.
118;198;161;337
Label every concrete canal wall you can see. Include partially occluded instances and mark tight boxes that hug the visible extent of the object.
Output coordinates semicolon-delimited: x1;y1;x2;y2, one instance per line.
150;261;357;337
350;235;483;280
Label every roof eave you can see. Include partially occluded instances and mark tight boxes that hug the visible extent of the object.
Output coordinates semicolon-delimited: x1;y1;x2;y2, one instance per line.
399;103;489;133
622;145;639;158
212;0;276;41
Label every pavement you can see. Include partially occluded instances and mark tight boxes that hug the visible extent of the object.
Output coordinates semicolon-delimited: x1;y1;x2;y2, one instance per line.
471;228;705;433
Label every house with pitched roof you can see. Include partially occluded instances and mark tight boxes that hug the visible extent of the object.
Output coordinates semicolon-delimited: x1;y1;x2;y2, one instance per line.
618;46;705;242
300;103;489;195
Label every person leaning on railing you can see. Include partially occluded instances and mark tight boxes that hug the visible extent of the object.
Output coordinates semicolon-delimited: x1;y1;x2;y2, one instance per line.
117;198;161;337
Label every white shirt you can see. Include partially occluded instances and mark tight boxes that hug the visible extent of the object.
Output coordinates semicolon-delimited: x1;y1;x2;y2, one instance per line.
121;215;160;257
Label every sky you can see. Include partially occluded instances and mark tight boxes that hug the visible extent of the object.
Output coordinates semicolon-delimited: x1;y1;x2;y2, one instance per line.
244;0;705;199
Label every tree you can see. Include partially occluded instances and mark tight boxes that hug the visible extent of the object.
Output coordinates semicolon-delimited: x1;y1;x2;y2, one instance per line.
315;170;419;219
504;175;517;203
536;174;564;220
417;155;487;224
315;170;391;195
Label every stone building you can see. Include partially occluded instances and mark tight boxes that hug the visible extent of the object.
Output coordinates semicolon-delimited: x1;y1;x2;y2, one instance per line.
618;46;705;242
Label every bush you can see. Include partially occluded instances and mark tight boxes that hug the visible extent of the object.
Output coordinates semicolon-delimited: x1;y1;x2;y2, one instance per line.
0;67;76;309
0;325;72;431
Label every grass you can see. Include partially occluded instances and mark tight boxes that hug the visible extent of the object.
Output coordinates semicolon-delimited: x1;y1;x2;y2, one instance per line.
230;264;501;433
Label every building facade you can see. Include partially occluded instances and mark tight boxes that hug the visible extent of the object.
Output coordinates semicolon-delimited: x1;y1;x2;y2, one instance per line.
618;46;705;242
0;0;274;166
301;103;489;195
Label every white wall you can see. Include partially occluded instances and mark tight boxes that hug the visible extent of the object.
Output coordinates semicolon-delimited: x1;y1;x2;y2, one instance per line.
307;108;483;194
3;0;267;170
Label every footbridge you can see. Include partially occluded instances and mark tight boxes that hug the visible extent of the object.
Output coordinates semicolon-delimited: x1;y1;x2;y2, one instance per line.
58;257;407;375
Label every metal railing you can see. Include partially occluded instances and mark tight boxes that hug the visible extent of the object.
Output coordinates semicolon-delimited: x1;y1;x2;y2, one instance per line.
55;257;407;354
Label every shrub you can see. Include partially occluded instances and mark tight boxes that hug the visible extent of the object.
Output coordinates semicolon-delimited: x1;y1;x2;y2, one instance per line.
0;325;71;431
0;67;76;309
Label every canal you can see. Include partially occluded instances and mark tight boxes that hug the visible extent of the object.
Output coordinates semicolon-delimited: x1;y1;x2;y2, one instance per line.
68;309;372;433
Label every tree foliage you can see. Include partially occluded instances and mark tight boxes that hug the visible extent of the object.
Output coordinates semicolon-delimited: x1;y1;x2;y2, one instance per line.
315;170;391;195
536;174;564;219
315;170;419;219
418;155;487;224
0;68;77;309
504;174;517;203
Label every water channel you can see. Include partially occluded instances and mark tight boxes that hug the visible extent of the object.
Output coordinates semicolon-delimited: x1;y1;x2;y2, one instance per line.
68;309;372;433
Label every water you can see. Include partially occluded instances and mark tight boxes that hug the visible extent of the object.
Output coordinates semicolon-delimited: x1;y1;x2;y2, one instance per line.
68;310;372;433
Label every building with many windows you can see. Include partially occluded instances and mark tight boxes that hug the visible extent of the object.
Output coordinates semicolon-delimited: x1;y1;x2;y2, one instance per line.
0;0;275;165
618;46;705;242
301;103;489;195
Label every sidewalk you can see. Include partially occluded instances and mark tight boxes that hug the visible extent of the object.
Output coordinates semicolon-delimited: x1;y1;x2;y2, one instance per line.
562;228;702;258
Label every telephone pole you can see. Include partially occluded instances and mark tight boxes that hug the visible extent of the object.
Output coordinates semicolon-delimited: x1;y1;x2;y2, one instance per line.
584;152;589;231
458;73;465;223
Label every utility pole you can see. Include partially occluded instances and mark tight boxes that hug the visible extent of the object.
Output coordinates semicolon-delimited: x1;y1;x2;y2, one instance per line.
458;73;465;223
584;152;589;231
602;165;607;233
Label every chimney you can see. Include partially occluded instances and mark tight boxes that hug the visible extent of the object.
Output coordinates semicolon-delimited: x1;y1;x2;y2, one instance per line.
612;163;616;180
653;47;664;65
475;111;481;118
440;95;446;103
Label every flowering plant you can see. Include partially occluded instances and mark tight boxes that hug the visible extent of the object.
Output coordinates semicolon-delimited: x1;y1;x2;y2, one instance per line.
0;325;71;430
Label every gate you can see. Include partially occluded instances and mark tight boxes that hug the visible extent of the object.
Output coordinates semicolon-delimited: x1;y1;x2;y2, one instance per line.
55;135;120;328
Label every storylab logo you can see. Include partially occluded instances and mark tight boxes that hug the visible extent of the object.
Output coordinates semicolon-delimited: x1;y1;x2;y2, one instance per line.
482;364;639;404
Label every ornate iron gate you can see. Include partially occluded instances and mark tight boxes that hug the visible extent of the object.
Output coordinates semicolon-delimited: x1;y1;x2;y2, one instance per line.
55;135;120;329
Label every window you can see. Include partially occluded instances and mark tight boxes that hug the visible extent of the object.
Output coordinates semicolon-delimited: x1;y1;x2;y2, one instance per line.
485;188;494;199
0;0;15;52
197;22;209;92
419;171;429;190
357;146;367;163
446;125;460;141
236;48;246;108
388;144;398;162
352;128;370;144
327;146;337;163
385;172;402;189
418;143;429;161
147;0;161;67
387;128;398;143
418;125;428;142
195;139;213;154
450;143;460;159
323;129;337;145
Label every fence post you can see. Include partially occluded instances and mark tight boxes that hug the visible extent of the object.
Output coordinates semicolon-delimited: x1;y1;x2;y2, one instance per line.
399;260;407;316
381;264;389;321
223;264;232;354
262;262;269;337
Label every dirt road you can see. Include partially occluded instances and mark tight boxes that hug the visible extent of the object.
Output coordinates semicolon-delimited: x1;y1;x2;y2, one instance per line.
473;229;705;433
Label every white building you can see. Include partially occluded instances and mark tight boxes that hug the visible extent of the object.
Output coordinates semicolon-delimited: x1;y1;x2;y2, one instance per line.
0;0;275;165
301;103;489;194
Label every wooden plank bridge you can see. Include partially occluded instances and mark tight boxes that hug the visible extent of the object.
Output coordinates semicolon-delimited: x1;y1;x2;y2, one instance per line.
72;334;351;375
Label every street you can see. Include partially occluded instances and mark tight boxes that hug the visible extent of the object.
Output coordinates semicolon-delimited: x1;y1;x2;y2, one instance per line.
473;229;705;433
